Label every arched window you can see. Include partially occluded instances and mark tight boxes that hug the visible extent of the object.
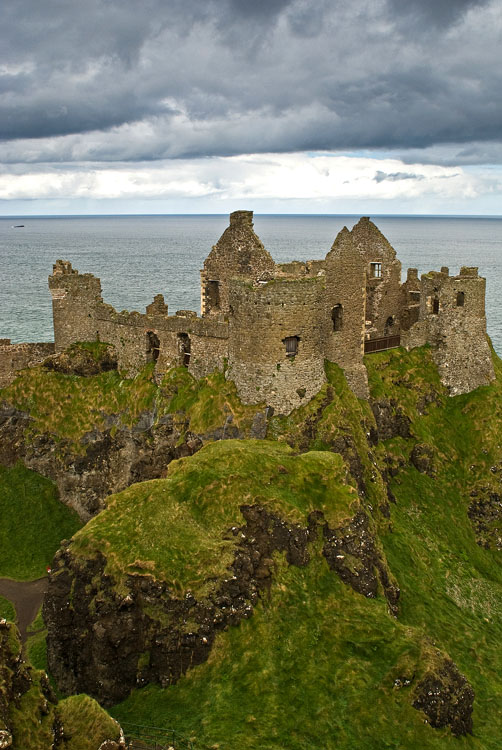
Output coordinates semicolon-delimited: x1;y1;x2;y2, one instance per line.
331;304;343;332
432;297;439;315
283;336;299;357
384;316;394;336
456;291;465;307
146;331;160;362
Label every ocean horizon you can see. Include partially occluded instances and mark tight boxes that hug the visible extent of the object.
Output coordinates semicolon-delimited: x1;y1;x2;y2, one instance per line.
2;213;502;354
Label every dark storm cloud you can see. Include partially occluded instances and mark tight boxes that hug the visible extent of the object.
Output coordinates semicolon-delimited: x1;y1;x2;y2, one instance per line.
386;0;490;27
1;0;501;162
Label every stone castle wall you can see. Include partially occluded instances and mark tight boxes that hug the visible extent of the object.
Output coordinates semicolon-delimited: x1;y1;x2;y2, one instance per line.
324;227;368;398
0;340;55;388
227;276;327;413
402;267;494;395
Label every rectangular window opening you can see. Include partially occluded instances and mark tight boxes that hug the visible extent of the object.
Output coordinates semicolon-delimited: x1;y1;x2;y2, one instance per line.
370;262;382;279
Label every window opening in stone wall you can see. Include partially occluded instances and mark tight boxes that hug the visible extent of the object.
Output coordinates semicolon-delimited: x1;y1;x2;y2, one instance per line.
384;316;394;336
432;297;440;315
205;280;220;312
331;304;343;331
178;333;191;367
456;291;465;307
283;336;299;357
146;331;160;362
370;262;382;278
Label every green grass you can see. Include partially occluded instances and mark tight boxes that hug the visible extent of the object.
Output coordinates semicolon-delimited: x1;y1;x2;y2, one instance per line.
0;364;157;448
55;695;122;750
26;606;47;671
0;463;82;580
71;440;356;597
0;595;15;622
112;554;479;750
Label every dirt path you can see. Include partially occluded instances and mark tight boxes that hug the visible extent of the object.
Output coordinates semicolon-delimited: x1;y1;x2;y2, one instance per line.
0;577;48;643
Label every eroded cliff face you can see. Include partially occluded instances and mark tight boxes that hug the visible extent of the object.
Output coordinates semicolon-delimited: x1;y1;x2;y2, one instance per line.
44;503;398;707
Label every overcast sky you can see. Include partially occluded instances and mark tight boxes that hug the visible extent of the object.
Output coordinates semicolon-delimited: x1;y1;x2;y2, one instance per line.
1;0;502;214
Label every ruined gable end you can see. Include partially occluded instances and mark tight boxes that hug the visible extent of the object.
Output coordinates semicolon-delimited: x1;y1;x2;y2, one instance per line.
201;210;276;316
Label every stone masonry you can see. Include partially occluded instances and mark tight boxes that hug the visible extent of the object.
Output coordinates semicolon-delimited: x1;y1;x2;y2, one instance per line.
0;211;495;412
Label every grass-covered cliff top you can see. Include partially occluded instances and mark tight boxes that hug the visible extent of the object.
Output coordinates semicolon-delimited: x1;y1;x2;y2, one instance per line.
71;440;356;595
0;353;261;450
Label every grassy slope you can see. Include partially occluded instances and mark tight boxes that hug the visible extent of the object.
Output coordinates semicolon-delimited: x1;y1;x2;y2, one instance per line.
0;596;15;621
0;464;81;580
367;345;502;749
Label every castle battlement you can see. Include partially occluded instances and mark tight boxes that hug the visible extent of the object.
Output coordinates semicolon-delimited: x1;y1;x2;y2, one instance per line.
0;211;495;412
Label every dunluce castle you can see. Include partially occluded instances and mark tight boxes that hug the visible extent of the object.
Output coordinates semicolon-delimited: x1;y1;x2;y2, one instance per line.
0;211;495;413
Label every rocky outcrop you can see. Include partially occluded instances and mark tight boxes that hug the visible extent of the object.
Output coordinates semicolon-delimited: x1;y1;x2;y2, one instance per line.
44;504;398;706
410;443;436;476
468;487;502;549
0;404;203;521
371;399;411;441
0;619;124;749
43;344;118;376
412;656;474;737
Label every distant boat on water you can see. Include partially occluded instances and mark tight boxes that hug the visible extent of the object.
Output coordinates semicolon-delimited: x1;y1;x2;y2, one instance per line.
12;225;25;228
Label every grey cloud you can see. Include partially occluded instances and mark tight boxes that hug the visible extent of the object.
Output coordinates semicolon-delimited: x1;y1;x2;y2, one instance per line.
386;0;490;27
374;171;424;182
0;0;501;163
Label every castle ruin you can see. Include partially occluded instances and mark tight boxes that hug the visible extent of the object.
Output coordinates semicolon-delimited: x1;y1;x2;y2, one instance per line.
1;211;495;412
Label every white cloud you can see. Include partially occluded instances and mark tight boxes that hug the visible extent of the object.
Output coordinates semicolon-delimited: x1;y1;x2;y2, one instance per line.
0;153;486;205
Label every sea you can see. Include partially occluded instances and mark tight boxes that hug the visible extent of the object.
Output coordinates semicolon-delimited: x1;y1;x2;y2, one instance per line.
1;214;502;354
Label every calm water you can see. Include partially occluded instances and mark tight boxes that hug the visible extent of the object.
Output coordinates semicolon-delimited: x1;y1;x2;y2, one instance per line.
1;214;502;353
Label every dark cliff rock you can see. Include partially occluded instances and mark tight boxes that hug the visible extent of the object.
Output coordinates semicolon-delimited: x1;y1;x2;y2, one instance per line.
371;398;411;441
323;510;400;615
